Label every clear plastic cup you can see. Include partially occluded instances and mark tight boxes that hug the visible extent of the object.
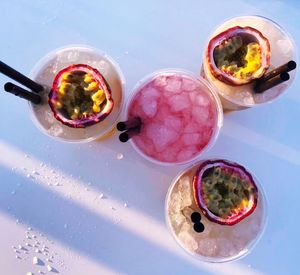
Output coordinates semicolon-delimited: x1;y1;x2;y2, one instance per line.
29;45;125;142
165;158;267;263
202;15;297;111
124;69;223;166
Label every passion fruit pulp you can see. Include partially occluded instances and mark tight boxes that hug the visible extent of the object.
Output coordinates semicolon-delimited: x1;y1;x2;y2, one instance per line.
49;64;114;128
206;26;270;85
193;160;258;225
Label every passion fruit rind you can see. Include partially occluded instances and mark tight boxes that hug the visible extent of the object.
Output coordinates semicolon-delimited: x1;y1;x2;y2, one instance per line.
193;159;258;226
49;64;114;128
206;26;271;86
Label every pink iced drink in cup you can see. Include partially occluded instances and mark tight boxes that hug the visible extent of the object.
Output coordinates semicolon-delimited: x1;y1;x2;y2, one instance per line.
118;69;223;165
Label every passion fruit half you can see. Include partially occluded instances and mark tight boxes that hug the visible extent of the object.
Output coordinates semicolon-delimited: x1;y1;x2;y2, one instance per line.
206;26;271;85
49;64;114;128
193;159;258;225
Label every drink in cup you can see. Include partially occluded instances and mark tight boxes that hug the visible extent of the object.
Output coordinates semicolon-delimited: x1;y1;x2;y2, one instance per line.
166;159;267;262
202;15;296;110
117;69;223;165
29;45;125;142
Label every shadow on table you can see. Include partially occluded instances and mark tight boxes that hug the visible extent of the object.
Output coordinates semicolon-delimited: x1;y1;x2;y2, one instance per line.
2;96;300;229
0;166;213;275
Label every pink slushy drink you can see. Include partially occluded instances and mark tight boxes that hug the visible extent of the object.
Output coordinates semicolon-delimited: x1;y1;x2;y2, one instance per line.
126;69;223;165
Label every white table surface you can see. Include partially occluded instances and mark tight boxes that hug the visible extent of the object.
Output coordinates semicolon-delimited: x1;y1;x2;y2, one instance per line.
0;0;300;274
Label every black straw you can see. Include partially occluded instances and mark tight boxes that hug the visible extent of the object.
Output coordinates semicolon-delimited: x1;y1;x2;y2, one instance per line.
254;72;290;93
4;82;42;104
119;127;140;143
193;223;205;233
117;117;142;131
0;61;44;93
260;60;296;82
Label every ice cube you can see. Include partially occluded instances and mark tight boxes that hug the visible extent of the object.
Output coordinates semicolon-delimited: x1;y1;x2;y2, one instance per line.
169;94;190;112
231;221;247;238
169;193;181;213
233;238;246;251
177;147;197;161
142;87;160;99
48;124;63;137
141;99;157;118
161;149;177;163
178;177;193;206
171;213;186;230
183;122;199;134
165;77;182;92
197;238;216;256
163;116;182;132
277;39;293;56
192;106;210;125
178;176;191;193
178;177;191;194
182;133;201;146
146;123;178;152
194;93;210;107
134;136;155;156
202;128;212;144
215;238;235;257
66;51;79;62
181;207;194;222
155;105;170;120
154;75;168;87
180;221;192;233
234;90;255;105
189;91;197;103
182;78;197;91
129;100;142;117
178;231;198;252
45;110;55;123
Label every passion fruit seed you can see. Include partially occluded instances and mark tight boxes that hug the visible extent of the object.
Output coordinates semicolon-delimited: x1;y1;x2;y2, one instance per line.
202;166;254;219
56;70;107;120
91;89;106;113
214;35;262;80
214;36;244;67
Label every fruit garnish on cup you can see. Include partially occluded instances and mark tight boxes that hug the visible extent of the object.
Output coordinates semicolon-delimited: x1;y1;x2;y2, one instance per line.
193;159;258;225
207;26;271;86
49;64;114;128
202;16;297;110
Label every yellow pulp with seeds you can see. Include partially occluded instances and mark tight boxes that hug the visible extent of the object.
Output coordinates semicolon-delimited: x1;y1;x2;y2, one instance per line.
56;71;107;120
202;167;255;219
214;36;262;80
